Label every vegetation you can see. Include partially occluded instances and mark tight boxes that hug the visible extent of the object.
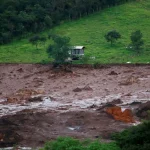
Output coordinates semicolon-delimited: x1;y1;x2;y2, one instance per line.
29;35;47;49
112;121;150;150
129;30;144;54
0;0;150;63
0;0;132;44
47;35;71;67
40;121;150;150
40;137;120;150
105;30;121;45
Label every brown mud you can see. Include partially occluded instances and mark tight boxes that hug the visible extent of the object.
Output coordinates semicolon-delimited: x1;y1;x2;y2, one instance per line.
0;64;150;148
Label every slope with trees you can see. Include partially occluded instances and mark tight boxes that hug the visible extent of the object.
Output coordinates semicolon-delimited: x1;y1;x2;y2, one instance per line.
0;0;134;44
0;0;149;63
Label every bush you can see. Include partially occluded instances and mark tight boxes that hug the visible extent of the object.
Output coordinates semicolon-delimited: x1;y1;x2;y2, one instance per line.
112;121;150;150
80;56;90;64
129;30;144;54
40;137;120;150
93;61;100;69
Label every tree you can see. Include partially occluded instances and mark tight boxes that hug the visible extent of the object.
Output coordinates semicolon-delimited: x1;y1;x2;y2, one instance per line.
29;35;47;49
130;30;144;54
29;35;40;49
47;35;71;69
1;32;12;44
39;36;47;47
105;30;121;45
44;15;53;28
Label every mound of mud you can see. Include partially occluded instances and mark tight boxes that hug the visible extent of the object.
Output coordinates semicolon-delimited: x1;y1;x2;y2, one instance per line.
0;118;21;147
136;101;150;119
0;109;131;148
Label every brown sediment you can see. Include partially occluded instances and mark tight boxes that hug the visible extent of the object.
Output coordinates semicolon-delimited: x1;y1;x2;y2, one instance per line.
0;64;149;148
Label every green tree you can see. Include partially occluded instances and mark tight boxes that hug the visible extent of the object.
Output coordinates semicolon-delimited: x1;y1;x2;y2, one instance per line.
112;121;150;150
105;30;121;45
47;35;71;68
29;35;40;49
39;36;47;47
44;15;53;28
130;30;144;54
29;35;47;49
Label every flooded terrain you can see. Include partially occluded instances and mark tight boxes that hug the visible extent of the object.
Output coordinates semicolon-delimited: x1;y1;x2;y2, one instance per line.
0;64;150;148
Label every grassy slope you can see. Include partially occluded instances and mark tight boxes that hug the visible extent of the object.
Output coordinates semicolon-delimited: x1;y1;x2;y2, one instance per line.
0;0;150;63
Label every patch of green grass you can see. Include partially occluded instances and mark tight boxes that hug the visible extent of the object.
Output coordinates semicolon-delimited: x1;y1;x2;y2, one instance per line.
40;137;120;150
0;0;150;63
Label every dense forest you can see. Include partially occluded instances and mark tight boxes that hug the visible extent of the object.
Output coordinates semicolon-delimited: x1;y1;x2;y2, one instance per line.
0;0;134;44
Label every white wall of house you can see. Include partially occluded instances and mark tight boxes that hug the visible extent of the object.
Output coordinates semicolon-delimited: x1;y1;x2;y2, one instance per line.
71;46;85;55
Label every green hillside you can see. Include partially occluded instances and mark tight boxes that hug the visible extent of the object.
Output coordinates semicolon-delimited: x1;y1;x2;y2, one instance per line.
0;0;150;63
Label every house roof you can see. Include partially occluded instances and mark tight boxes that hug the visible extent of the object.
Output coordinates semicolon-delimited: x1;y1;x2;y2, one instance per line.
71;46;85;49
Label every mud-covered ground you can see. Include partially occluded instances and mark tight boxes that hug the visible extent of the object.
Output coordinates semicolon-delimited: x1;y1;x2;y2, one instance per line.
0;64;150;148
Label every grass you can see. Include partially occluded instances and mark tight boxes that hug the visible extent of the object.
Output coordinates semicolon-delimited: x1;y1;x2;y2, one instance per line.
0;0;150;63
40;137;120;150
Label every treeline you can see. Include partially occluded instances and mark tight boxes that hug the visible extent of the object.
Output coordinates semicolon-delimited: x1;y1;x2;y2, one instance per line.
0;0;134;44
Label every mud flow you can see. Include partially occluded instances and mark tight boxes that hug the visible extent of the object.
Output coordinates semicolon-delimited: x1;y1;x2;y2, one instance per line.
0;64;150;148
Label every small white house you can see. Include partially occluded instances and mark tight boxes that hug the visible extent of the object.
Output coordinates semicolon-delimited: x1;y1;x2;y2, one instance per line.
70;46;85;56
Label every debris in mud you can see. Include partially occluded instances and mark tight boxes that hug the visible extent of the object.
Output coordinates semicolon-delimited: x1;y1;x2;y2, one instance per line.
4;89;45;104
48;74;56;78
108;99;122;105
73;87;82;92
106;106;135;123
136;101;150;119
16;89;44;96
82;85;93;91
73;85;93;92
124;93;132;96
119;76;139;85
108;71;118;75
17;68;24;73
28;96;43;102
0;118;21;147
130;101;142;105
88;104;97;108
123;70;134;73
6;97;19;103
67;126;81;131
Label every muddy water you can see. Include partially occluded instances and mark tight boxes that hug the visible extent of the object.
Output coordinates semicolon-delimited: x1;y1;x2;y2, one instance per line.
0;91;149;117
0;64;150;148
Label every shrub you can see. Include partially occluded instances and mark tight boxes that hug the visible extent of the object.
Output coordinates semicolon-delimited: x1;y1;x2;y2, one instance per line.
112;121;150;150
129;30;144;54
80;56;90;64
93;62;100;69
40;137;120;150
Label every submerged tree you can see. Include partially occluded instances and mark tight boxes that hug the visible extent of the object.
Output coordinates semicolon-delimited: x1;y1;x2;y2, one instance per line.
105;30;121;45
